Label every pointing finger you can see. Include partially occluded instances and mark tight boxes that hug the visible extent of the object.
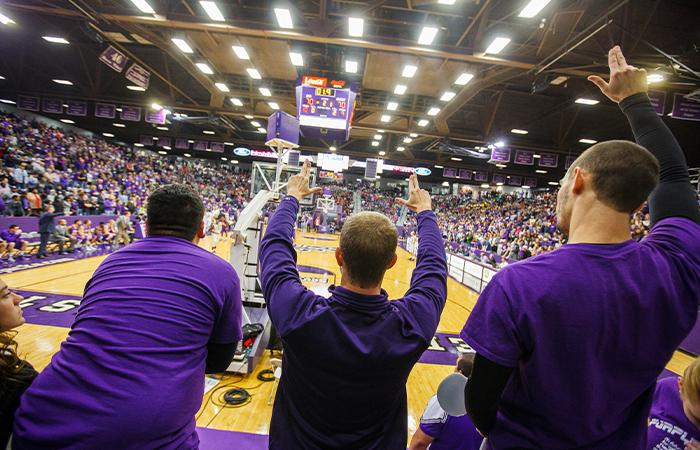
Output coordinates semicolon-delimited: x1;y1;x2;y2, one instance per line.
612;45;628;69
608;47;620;73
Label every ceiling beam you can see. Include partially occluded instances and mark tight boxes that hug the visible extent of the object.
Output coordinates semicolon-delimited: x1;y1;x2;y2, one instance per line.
2;3;597;78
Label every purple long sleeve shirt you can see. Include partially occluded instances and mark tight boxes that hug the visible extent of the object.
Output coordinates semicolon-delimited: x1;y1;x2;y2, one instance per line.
260;196;447;450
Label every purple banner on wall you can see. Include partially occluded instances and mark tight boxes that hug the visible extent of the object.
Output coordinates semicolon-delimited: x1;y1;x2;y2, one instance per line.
175;138;189;150
210;142;225;153
156;136;171;148
523;177;537;187
120;106;142;122
66;100;87;116
565;155;576;170
18;95;40;112
538;152;559;168
94;102;116;119
671;93;700;121
125;63;150;90
41;97;63;114
145;109;166;124
648;90;666;116
140;135;154;145
508;175;522;186
493;173;507;184
489;148;511;163
458;169;472;180
443;167;457;178
194;140;208;151
98;45;128;73
514;150;534;165
474;171;488;182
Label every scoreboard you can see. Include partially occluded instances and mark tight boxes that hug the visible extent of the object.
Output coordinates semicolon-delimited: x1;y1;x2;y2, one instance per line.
296;77;356;141
298;86;351;129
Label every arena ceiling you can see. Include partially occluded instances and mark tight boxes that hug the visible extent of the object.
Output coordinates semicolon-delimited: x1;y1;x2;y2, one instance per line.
0;0;698;184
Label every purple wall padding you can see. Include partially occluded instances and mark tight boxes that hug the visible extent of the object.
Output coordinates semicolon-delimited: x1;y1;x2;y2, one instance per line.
0;215;145;239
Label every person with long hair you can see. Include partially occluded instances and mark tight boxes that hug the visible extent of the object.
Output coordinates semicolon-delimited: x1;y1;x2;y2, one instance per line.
0;279;36;448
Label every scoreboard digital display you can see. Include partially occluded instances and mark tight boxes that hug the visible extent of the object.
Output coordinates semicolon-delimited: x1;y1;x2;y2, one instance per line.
298;85;352;130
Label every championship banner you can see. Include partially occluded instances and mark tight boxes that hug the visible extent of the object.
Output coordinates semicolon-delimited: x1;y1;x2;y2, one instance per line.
140;135;154;145
489;147;511;163
443;167;457;178
41;97;63;114
145;109;165;124
492;173;507;184
125;63;150;90
319;170;343;180
523;177;537;187
66;100;87;116
458;169;472;180
538;152;559;168
193;140;208;151
120;106;142;122
17;95;40;112
648;90;666;116
210;142;225;153
565;155;576;170
474;171;488;182
514;150;534;165
99;45;128;73
156;137;171;148
175;138;189;150
94;102;116;119
508;175;522;186
671;93;700;121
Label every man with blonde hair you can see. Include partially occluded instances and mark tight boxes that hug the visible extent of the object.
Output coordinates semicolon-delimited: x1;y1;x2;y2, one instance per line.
260;162;447;449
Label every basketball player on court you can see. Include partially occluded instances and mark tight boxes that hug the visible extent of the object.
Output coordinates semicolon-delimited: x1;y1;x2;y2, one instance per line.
259;162;447;449
13;184;243;449
440;45;700;449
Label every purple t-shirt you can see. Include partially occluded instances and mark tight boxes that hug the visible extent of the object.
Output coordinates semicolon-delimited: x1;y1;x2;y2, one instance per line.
647;376;700;450
462;218;700;449
260;196;447;450
14;236;242;449
420;395;483;450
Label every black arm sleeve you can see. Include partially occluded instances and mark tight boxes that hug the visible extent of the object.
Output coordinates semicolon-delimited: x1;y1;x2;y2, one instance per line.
619;93;700;226
465;353;514;436
205;341;238;373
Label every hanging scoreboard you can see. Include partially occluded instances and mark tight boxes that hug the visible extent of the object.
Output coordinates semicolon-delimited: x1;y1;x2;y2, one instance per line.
296;77;357;141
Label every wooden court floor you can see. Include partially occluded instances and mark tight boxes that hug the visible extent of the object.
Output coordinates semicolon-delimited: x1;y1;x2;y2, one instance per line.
9;232;695;441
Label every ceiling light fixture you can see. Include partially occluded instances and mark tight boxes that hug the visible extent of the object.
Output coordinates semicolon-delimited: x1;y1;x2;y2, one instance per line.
518;0;552;18
454;73;474;85
417;119;429;127
417;26;439;46
60;119;75;124
232;46;250;60
440;91;456;102
575;98;599;105
268;102;280;110
394;84;407;95
203;130;215;135
289;52;304;66
215;82;229;92
345;60;358;73
246;68;261;79
171;38;193;53
579;138;597;144
42;36;70;44
387;101;398;111
195;63;214;74
511;128;528;134
427;107;440;116
380;114;391;122
52;79;73;85
127;85;145;91
129;0;155;14
274;8;293;29
199;1;225;21
348;17;364;37
230;98;243;106
402;64;418;78
484;37;511;54
259;87;271;96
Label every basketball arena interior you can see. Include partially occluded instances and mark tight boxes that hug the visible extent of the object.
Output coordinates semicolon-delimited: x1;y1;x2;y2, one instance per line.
0;1;699;449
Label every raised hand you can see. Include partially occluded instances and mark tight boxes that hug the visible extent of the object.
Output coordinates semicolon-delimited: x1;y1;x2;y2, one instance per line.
287;159;322;201
686;440;700;450
396;173;432;213
587;45;648;103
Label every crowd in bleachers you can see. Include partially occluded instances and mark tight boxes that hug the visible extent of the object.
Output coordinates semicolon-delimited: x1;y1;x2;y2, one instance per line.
0;112;250;260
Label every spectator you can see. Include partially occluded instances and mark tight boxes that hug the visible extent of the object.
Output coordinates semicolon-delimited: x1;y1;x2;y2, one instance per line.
409;353;483;450
0;280;36;448
7;195;23;217
13;184;243;448
52;219;75;254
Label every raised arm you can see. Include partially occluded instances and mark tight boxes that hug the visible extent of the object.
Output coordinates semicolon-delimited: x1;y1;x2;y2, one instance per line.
258;160;322;336
588;46;700;226
396;174;448;339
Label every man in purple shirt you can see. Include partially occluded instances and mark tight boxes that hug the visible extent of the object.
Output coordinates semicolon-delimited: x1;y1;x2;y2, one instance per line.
441;46;700;449
13;184;242;449
259;164;447;449
409;354;483;450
